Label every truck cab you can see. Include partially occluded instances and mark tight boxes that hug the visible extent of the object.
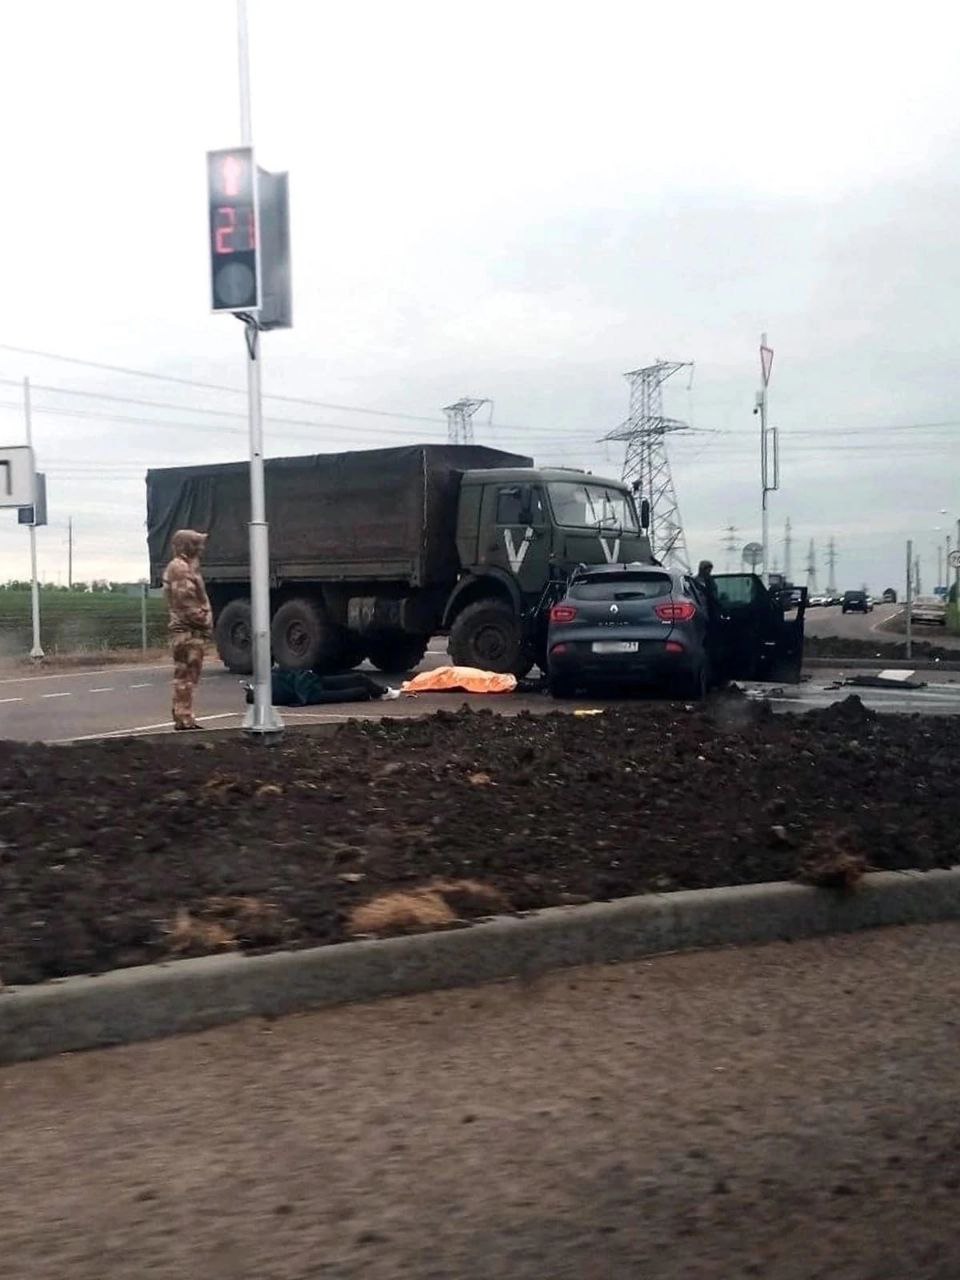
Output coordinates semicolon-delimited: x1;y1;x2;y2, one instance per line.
444;467;653;674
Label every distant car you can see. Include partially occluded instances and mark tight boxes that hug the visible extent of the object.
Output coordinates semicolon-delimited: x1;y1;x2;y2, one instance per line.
546;564;807;697
912;596;947;626
842;590;872;614
809;594;828;608
882;588;897;604
830;594;843;606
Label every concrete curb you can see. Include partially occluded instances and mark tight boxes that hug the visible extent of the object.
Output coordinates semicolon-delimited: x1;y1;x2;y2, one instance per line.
2;868;959;1065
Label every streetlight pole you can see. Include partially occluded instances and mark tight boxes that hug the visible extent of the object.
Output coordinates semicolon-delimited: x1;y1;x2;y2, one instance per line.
23;378;43;660
757;335;777;586
237;0;281;735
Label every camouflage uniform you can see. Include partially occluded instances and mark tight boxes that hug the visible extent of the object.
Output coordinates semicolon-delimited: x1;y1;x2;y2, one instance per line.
163;530;213;730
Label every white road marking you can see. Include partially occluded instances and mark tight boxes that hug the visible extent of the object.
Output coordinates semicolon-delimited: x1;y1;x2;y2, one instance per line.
53;712;240;744
0;663;169;686
88;687;114;693
42;692;72;699
0;696;24;704
129;682;153;688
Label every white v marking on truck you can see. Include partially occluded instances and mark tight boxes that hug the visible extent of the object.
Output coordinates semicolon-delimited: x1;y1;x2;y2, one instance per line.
599;536;621;564
503;527;533;573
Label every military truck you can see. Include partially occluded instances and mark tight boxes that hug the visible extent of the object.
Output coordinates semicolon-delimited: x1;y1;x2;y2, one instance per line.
147;443;652;676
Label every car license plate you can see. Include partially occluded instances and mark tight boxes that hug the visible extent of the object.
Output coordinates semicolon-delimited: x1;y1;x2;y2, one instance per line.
592;640;639;654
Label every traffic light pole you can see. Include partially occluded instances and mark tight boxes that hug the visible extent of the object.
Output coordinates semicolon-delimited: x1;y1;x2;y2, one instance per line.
238;0;281;735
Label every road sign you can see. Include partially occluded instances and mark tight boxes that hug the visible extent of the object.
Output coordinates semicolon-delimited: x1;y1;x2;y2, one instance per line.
949;549;960;570
207;146;260;312
743;541;763;569
0;445;35;508
17;471;47;526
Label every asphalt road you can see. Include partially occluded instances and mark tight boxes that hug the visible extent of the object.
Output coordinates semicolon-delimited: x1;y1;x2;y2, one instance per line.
805;600;960;648
803;601;900;639
3;651;960;742
3;923;960;1279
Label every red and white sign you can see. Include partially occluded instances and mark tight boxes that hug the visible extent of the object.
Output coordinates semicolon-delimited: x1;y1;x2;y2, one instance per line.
760;336;774;387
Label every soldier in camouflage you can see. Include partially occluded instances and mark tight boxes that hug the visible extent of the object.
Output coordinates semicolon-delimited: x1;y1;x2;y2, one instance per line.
163;529;213;731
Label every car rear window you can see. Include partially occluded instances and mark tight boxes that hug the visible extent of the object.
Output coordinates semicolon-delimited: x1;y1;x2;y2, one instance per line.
569;572;672;601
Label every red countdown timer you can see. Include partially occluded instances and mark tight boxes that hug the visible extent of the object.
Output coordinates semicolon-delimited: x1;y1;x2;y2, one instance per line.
206;146;260;312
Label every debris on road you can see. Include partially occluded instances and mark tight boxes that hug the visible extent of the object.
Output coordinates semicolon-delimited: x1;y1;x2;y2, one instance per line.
2;695;959;985
843;669;927;691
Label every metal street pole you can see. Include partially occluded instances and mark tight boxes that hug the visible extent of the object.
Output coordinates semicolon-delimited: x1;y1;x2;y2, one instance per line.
758;335;776;586
141;582;148;653
956;518;960;625
905;539;913;661
938;543;943;592
67;515;73;590
23;378;43;660
237;0;281;735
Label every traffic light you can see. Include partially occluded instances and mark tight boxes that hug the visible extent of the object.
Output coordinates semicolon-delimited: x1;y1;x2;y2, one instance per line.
207;147;260;312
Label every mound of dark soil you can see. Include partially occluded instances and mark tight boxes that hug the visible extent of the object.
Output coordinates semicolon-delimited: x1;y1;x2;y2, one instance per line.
1;702;957;985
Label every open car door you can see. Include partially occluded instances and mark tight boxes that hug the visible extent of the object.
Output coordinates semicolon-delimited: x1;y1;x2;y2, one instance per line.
711;574;807;683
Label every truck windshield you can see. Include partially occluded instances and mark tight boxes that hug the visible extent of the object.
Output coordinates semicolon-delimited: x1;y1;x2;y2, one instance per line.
547;482;638;532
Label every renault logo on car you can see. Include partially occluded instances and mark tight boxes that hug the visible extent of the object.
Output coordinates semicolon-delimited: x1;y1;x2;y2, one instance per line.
609;604;619;614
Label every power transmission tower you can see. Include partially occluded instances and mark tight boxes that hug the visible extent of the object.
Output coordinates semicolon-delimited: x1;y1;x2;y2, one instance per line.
825;538;838;594
783;516;792;583
602;360;693;571
443;397;491;444
722;524;738;572
806;538;818;594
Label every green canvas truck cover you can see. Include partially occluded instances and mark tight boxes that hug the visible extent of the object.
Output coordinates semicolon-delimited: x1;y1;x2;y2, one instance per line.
147;443;532;589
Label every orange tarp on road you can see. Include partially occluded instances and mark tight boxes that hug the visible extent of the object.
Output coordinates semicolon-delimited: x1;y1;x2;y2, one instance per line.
401;666;518;695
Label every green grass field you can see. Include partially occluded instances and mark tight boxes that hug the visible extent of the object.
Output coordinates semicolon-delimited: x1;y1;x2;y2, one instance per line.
0;591;168;657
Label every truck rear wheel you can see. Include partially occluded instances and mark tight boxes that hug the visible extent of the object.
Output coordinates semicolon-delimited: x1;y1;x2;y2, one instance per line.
364;631;429;673
271;598;344;671
214;599;253;674
448;599;530;676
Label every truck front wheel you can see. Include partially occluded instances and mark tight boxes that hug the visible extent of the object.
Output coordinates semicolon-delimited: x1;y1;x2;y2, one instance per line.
214;598;253;674
448;599;531;676
364;631;429;673
271;598;344;671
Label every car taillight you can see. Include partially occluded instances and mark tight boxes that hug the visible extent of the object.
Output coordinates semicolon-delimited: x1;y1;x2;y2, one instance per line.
654;601;697;623
550;605;578;623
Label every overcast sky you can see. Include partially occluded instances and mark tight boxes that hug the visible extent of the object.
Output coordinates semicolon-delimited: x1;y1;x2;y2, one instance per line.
1;0;959;592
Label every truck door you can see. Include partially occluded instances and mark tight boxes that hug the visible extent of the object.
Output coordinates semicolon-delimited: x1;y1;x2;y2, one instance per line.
480;483;550;598
711;574;806;683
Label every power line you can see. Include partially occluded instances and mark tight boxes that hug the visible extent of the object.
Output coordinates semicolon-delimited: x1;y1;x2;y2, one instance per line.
0;341;577;439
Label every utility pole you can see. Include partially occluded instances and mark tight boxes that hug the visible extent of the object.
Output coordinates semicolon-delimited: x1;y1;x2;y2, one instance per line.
805;538;818;595
443;398;491;445
905;540;913;660
783;516;792;583
915;557;922;596
23;378;43;659
825;537;838;595
756;335;778;585
722;524;738;572
937;543;944;592
601;360;693;571
67;516;73;590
